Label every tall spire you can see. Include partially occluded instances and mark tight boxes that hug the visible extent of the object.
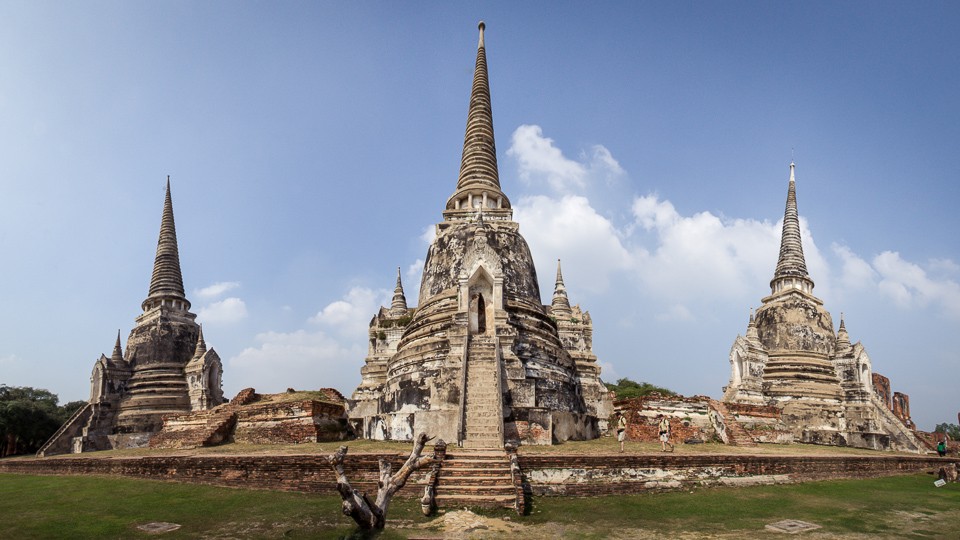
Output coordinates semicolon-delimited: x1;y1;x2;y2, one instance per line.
551;259;572;315
390;267;408;312
445;22;511;216
142;177;191;312
770;162;814;295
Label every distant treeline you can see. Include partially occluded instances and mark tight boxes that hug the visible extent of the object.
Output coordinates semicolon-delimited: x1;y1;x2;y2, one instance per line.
0;385;85;457
604;377;675;400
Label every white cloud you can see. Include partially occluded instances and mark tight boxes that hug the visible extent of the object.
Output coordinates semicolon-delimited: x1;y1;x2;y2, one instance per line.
584;145;625;182
195;281;241;299
506;125;834;308
873;251;960;318
227;286;392;395
928;257;960;277
515;194;633;294
508;124;587;193
508;124;624;195
631;194;786;301
833;243;878;291
420;224;436;246
228;329;363;395
197;297;248;324
308;286;388;336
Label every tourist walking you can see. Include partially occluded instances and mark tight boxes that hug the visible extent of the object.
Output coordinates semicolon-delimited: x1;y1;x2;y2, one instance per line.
658;414;674;452
616;410;627;452
937;437;947;457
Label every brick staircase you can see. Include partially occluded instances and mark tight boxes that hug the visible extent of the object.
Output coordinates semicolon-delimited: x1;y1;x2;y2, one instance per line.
708;400;757;447
36;402;93;457
149;405;238;449
150;388;258;449
435;449;517;509
461;337;503;450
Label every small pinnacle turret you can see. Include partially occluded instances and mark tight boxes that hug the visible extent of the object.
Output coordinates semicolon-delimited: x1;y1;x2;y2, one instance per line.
142;177;191;312
836;313;852;352
745;308;760;345
551;259;572;315
390;267;408;312
193;325;207;360
770;162;815;296
109;330;125;366
445;21;511;218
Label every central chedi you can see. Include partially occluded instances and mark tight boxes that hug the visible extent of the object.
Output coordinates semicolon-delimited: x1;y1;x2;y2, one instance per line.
348;23;611;448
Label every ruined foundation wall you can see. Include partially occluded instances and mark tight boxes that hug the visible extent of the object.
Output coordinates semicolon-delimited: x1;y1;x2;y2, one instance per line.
4;453;954;498
520;454;957;496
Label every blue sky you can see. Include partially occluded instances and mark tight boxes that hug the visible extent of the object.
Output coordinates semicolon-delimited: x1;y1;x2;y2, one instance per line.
1;2;957;430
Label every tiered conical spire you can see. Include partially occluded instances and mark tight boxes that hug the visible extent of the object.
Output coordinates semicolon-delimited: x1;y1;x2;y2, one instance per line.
390;267;408;312
551;259;572;315
770;162;815;295
142;177;191;311
445;22;510;214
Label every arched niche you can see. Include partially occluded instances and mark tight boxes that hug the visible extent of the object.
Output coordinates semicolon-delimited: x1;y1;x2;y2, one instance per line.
90;362;106;402
466;266;495;336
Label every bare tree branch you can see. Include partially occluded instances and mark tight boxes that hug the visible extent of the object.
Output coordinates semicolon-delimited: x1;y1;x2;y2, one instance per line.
328;433;437;530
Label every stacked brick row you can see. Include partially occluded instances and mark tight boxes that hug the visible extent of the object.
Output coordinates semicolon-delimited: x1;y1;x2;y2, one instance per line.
4;452;954;498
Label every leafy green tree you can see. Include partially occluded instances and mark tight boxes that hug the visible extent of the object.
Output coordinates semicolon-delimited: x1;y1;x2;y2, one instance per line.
57;401;87;424
0;385;74;456
934;423;960;440
604;377;675;399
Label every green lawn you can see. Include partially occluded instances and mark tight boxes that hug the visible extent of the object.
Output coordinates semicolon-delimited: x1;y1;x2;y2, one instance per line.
1;473;957;539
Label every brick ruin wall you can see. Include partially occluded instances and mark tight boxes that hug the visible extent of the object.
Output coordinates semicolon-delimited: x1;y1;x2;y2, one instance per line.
151;388;351;449
614;395;716;443
234;401;348;444
723;402;793;443
892;392;915;429
1;453;955;498
872;373;892;409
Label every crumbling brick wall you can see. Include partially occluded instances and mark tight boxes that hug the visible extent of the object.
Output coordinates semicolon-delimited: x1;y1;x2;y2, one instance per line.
234;401;348;444
892;392;915;429
614;395;715;443
872;374;892;409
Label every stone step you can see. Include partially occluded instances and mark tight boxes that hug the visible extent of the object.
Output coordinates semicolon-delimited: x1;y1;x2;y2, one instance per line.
436;485;515;496
467;409;501;420
464;425;501;432
445;451;509;459
464;430;501;437
434;494;515;509
442;465;510;472
465;416;501;423
437;475;512;485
